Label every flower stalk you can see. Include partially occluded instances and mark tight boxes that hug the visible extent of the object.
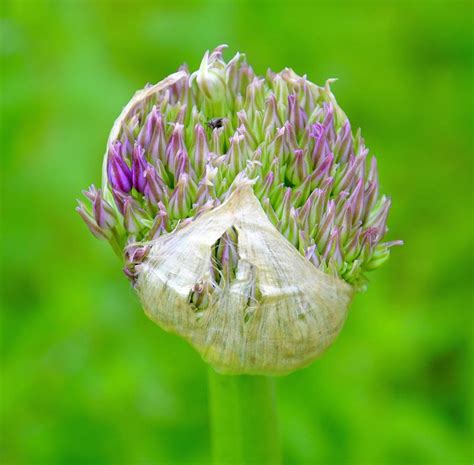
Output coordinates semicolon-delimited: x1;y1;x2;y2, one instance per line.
209;369;280;465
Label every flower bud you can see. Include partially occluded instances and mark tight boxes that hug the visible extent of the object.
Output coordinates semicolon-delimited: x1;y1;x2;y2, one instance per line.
107;143;132;193
132;144;147;193
191;48;226;102
77;45;402;375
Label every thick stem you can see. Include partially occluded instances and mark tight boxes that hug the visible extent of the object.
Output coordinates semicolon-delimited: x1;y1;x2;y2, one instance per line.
208;368;281;465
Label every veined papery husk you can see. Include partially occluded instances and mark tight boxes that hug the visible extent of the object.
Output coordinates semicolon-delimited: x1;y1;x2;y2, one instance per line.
136;184;353;375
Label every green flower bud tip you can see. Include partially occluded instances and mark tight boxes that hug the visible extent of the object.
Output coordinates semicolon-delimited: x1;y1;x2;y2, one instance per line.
77;45;402;375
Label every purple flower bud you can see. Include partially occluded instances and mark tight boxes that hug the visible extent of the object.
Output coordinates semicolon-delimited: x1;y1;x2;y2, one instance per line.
93;188;117;229
275;187;292;223
380;240;404;249
209;44;227;62
111;188;127;215
297;195;313;235
305;244;320;267
316;199;336;251
334;193;350;228
268;127;287;164
144;164;168;206
244;77;265;114
123;197;148;234
174;149;192;181
323;227;343;267
343;229;362;262
314;152;334;185
287;149;308;186
321;103;335;142
211;126;225;155
226;133;246;175
194;166;217;207
120;121;137;162
138;106;157;149
283;121;298;152
281;207;299;247
216;231;238;282
298;228;310;253
226;52;243;95
263;94;282;132
366;197;391;239
364;249;390;271
126;243;150;264
132;144;148;193
261;197;279;227
273;75;289;110
165;123;186;169
333;120;353;163
348;178;365;225
363;239;403;271
334;151;367;194
297;77;317;116
343;259;363;283
82;184;99;202
368;156;379;184
237;111;259;148
363;180;378;223
169;173;193;219
294;153;333;203
76;201;107;240
146;202;169;239
288;94;307;136
176;104;188;124
339;203;353;245
306;188;327;232
360;228;378;260
107;143;132;193
310;123;330;166
255;171;274;199
148;110;167;164
237;63;255;96
192;124;209;177
122;266;137;283
320;176;334;196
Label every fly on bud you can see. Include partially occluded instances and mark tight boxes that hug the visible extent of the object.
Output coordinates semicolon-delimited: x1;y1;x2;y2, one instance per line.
77;45;402;375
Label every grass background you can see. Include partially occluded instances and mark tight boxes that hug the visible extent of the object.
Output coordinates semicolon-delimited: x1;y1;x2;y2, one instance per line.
1;0;472;464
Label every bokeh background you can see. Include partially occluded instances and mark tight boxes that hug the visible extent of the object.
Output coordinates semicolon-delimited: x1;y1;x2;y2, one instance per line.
1;0;472;464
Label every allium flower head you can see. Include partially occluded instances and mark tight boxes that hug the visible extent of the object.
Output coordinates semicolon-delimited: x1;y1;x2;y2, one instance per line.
77;45;402;375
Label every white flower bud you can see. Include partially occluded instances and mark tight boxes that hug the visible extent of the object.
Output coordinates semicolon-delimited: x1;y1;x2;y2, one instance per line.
190;49;226;101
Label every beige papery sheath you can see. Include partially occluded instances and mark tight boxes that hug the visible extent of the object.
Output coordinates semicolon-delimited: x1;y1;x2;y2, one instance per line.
136;183;353;375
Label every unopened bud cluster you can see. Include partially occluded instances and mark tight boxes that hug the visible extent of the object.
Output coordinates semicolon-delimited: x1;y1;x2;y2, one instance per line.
78;45;401;292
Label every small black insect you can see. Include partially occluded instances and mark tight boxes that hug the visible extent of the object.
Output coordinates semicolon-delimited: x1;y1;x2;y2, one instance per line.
206;118;224;130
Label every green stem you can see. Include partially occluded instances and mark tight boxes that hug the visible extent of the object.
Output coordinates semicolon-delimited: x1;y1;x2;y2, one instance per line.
208;368;281;465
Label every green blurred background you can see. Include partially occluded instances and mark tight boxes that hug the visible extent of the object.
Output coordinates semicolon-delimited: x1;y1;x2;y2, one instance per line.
1;0;472;464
